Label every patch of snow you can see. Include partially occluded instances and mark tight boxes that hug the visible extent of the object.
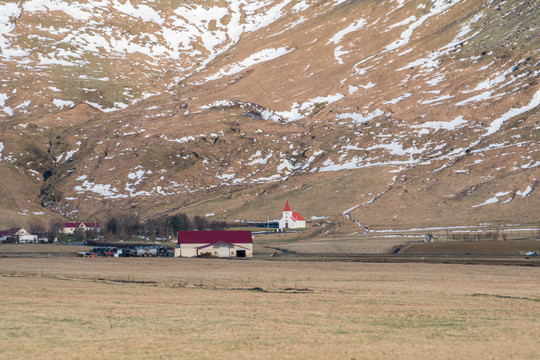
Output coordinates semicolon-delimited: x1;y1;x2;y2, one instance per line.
165;136;196;144
200;100;235;109
426;75;445;86
472;191;512;208
420;94;453;105
74;180;126;199
112;0;164;25
327;18;367;45
127;167;146;186
517;185;534;198
247;150;273;165
482;89;540;138
343;205;360;215
360;82;376;89
521;160;540;169
216;171;236;181
0;2;22;60
52;99;75;109
337;109;385;123
333;46;349;64
385;0;461;52
0;93;13;116
23;0;92;21
463;64;516;94
277;93;345;122
455;91;497;106
383;93;412;105
293;1;310;12
64;147;79;162
389;16;416;29
14;100;31;110
205;47;293;82
410;116;467;131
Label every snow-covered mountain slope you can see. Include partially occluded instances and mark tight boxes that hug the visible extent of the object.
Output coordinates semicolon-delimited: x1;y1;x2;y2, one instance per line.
0;0;538;232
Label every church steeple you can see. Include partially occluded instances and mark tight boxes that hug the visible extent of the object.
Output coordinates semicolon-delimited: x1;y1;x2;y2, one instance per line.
283;201;292;212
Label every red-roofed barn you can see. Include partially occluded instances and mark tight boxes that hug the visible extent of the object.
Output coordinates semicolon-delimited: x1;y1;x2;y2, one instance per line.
176;231;253;258
279;201;306;231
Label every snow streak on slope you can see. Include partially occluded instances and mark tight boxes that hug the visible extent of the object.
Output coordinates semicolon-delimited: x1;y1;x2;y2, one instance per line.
204;47;293;82
482;89;540;138
385;0;463;52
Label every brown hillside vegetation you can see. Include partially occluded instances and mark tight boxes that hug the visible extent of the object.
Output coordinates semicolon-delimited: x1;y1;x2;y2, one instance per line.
0;258;539;359
0;0;538;234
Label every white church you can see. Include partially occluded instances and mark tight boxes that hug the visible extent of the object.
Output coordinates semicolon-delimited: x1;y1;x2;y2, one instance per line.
278;201;306;231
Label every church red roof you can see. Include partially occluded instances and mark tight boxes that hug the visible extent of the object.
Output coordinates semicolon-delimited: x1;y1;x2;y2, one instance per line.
292;212;305;221
283;201;292;212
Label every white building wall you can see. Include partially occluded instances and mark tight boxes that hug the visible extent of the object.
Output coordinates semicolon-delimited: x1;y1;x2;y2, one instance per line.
279;212;305;230
180;246;198;258
62;227;76;235
178;243;253;258
18;234;38;243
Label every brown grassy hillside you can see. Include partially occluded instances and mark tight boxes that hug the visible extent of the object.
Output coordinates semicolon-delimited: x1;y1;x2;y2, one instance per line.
0;0;538;233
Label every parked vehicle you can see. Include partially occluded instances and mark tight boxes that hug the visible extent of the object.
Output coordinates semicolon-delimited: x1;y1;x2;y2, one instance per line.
131;245;172;257
115;249;131;257
88;245;172;257
89;246;118;257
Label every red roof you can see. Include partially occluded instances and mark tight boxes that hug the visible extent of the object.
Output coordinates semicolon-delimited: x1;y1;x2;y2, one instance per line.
283;201;292;212
83;222;100;227
178;231;253;245
1;228;22;236
62;222;100;228
291;212;305;221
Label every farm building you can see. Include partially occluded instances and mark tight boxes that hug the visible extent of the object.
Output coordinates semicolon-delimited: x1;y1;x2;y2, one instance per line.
176;231;253;258
0;228;38;243
278;201;306;231
56;222;101;235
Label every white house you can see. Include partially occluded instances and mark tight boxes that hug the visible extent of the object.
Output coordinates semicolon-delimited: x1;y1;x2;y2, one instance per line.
278;201;306;231
57;222;101;235
0;228;38;243
176;231;253;258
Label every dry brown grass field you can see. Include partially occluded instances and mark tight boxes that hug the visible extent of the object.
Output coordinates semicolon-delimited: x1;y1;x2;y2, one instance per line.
403;241;540;255
1;256;539;359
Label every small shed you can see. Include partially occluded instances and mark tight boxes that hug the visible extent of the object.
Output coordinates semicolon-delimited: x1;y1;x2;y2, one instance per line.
177;231;253;258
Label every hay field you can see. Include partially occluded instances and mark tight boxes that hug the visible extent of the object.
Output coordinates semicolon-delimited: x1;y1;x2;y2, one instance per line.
1;258;539;360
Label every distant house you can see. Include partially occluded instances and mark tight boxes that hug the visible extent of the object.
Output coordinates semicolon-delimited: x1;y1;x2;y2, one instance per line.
0;228;38;243
57;222;101;235
278;201;306;231
176;231;253;258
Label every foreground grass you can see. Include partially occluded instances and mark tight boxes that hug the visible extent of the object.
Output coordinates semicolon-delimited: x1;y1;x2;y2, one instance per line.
0;258;539;359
